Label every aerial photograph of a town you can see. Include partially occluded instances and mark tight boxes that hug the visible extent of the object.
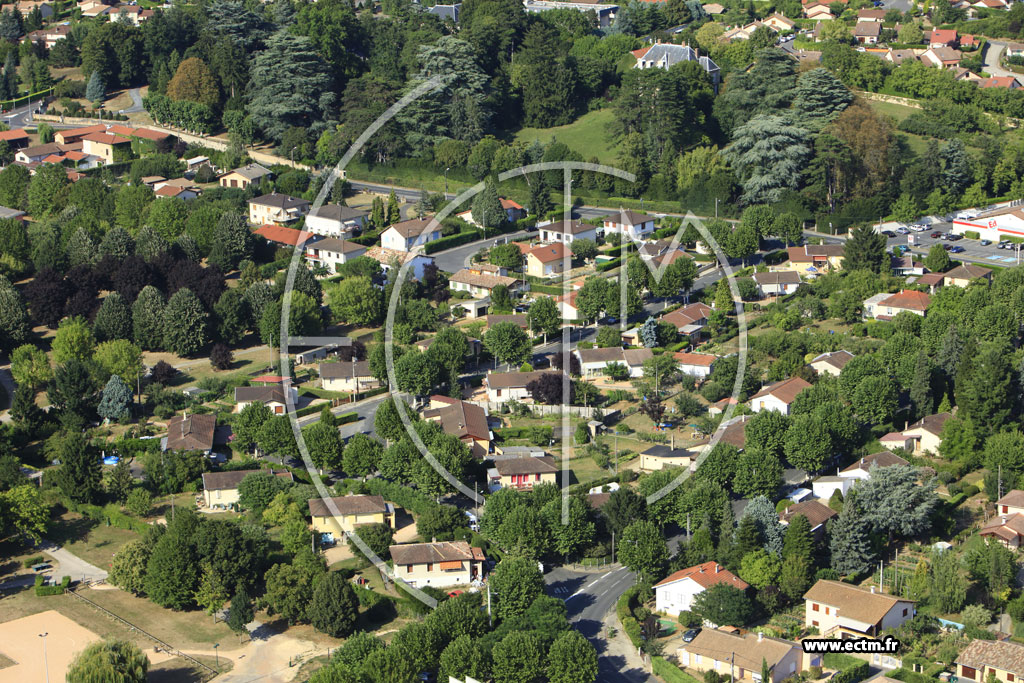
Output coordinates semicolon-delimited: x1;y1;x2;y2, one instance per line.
5;0;1024;680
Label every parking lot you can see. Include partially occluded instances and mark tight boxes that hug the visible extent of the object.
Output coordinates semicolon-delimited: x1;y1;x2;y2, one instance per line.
883;222;1024;267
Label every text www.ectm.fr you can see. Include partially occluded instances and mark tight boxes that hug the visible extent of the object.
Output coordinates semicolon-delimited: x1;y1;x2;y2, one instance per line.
802;636;902;654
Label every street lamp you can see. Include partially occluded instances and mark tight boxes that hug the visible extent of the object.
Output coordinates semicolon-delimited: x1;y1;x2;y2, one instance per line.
290;146;297;166
213;643;220;669
445;167;451;196
39;633;49;683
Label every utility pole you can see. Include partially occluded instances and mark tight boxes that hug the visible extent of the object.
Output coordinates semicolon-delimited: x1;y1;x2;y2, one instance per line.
611;530;615;564
487;584;492;627
730;651;735;683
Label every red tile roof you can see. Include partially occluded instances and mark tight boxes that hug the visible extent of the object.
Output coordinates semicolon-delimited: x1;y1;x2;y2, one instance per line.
673;352;716;367
654;561;749;590
255;224;313;246
881;289;930;312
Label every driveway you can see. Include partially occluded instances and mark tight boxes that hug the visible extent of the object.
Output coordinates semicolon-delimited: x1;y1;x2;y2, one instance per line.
123;88;144;114
983;41;1017;79
40;541;108;583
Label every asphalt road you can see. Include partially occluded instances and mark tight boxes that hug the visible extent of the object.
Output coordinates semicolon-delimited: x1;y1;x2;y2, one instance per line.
982;41;1016;80
296;392;388;440
546;566;657;683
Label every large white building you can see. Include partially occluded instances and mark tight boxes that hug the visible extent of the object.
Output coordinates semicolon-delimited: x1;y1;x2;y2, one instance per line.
952;202;1024;241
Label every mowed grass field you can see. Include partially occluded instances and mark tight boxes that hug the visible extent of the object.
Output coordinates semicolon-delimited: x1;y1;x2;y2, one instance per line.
514;108;622;165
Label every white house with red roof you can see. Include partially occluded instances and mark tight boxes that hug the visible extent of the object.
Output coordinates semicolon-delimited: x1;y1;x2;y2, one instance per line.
654;561;749;616
673;351;716;379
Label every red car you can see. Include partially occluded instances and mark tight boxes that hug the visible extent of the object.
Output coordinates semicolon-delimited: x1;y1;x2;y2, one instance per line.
930;231;943;238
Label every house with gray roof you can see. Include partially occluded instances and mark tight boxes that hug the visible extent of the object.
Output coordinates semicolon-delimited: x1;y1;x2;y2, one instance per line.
633;43;721;86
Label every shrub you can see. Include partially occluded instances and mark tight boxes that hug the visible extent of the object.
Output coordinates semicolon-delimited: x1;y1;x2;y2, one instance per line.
125;488;152;517
808;666;823;680
35;575;71;596
23;555;44;568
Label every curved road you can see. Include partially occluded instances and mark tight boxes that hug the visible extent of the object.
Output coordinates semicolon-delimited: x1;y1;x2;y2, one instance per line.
983;41;1017;79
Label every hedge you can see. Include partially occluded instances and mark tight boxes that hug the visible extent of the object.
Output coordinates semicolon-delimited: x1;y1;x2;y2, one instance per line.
616;586;643;648
653;657;702;683
425;230;484;254
64;500;150;535
596;257;622;272
362;478;438;517
825;653;871;683
35;575;71;596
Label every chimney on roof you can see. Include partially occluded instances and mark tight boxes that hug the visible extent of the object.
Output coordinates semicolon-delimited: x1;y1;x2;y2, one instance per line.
715;564;720;573
699;566;705;573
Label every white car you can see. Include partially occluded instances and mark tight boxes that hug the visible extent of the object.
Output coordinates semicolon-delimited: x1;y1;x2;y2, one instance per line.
910;224;927;232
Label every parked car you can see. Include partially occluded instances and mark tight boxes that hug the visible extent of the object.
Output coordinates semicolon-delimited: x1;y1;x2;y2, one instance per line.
912;224;927;232
683;628;702;643
881;230;896;237
943;244;953;251
896;227;909;234
930;231;943;238
980;240;992;246
999;241;1010;249
948;234;963;241
950;246;965;253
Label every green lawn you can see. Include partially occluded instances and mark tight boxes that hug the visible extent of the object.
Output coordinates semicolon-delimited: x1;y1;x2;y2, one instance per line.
866;99;919;124
46;512;139;570
514;108;622;165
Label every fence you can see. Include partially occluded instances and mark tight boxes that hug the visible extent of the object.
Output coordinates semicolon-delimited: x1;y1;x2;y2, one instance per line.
471;400;600;418
64;588;219;677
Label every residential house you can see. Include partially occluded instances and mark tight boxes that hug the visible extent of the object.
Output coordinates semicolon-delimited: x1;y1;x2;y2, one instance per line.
718;414;751;448
319;360;377;393
54;124;106;145
308;495;396;542
953;67;984;83
602;209;657;240
677;631;804;683
305;237;367;274
854;21;882;44
673;352;716;379
162;413;216;455
449;268;521;298
632;44;721;84
26;24;71;49
857;8;887;20
880;431;916;452
185;156;209;172
486;314;530;332
15;142;82;164
456;198;526;226
961;34;980;48
555;289;580;324
722;20;768;41
0;206;25;222
492;456;558;490
1007;42;1024;58
980;513;1024;549
202;469;293;509
929;28;959;47
956;639;1024;683
389;541;486;588
838;451;909;480
981;76;1023;88
891;255;925;276
575;347;653;379
115;5;156;25
17;0;55;17
804;580;915;637
944;263;993;287
522;0;618;27
525;242;570;278
154;183;200;200
640;444;693;471
780;244;845;275
483;370;554;403
922;46;962;68
381;217;441;252
249;193;310;225
803;4;833;19
811;475;853;500
902;412;953;454
808;350;854;377
885;48;919;65
752;271;802;297
915;272;945;293
661;302;713;338
972;0;1009;8
538;219;599;245
363;246;435;282
654;561;749;616
233;383;298;414
764;12;796;30
778;499;837;537
306;205;369;237
219;163;273;189
423;396;492;459
863;289;930;320
427;2;461;22
254;224;312;248
749;377;812;415
996;490;1024;516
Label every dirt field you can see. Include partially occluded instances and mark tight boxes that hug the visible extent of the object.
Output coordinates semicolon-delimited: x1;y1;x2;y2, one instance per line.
0;610;101;683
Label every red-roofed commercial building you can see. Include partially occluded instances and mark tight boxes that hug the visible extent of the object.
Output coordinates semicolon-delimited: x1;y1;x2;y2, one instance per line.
254;224;313;247
655;562;749;616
